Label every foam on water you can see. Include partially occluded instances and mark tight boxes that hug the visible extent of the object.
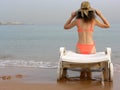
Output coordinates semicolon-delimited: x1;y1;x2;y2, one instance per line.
0;60;58;69
0;59;120;73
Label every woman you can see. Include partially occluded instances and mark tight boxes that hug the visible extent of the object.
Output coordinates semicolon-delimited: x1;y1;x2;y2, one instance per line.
64;1;110;79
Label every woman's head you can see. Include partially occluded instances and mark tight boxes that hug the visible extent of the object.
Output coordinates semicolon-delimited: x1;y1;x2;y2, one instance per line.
76;1;95;22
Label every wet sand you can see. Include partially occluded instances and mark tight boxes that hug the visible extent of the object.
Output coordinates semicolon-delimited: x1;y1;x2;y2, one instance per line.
0;67;119;90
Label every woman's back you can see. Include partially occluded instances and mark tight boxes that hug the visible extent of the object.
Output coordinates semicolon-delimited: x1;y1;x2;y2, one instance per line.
76;19;94;44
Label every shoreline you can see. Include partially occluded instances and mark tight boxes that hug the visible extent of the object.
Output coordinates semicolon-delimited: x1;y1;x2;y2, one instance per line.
0;67;119;90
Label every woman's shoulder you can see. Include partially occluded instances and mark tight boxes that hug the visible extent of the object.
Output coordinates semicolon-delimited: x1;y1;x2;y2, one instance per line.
91;19;96;25
72;19;79;25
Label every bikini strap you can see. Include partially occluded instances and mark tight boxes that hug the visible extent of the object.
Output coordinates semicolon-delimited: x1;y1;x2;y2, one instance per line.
77;19;83;32
89;21;94;32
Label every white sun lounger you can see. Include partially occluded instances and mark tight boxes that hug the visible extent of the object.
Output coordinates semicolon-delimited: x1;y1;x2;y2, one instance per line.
57;47;113;83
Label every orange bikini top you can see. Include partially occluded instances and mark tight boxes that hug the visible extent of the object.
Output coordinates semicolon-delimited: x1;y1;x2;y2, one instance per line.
77;19;94;32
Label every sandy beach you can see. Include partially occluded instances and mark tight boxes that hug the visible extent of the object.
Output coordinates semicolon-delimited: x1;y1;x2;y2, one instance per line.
0;67;119;90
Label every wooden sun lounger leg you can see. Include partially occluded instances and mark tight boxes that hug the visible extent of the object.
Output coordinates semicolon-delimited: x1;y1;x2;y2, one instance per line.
57;62;67;80
109;62;114;81
103;62;109;81
101;70;105;86
62;68;67;78
57;61;64;80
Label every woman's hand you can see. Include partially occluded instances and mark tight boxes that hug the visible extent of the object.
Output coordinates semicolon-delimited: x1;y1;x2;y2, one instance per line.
95;10;102;16
71;12;76;18
64;11;77;29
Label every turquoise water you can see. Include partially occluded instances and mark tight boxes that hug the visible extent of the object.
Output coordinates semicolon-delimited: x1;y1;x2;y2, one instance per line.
0;24;120;68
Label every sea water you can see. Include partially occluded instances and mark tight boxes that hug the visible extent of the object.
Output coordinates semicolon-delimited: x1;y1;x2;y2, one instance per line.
0;24;120;70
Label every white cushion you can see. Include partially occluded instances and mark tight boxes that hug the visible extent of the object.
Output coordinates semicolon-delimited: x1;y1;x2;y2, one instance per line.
60;51;109;63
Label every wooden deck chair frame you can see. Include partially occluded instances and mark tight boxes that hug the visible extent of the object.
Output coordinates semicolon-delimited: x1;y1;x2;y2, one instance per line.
57;47;113;83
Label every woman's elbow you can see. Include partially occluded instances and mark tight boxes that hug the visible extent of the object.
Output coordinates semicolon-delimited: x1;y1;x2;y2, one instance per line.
103;24;110;28
105;24;110;28
108;24;110;28
64;26;69;29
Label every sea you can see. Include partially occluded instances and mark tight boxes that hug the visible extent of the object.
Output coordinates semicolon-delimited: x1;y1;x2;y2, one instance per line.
0;24;120;71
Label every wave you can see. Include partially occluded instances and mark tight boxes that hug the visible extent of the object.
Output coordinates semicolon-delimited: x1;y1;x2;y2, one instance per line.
0;59;120;73
0;60;58;69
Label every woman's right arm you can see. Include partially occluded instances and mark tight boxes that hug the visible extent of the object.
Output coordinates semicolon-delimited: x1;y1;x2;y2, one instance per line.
95;10;110;28
64;12;76;29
